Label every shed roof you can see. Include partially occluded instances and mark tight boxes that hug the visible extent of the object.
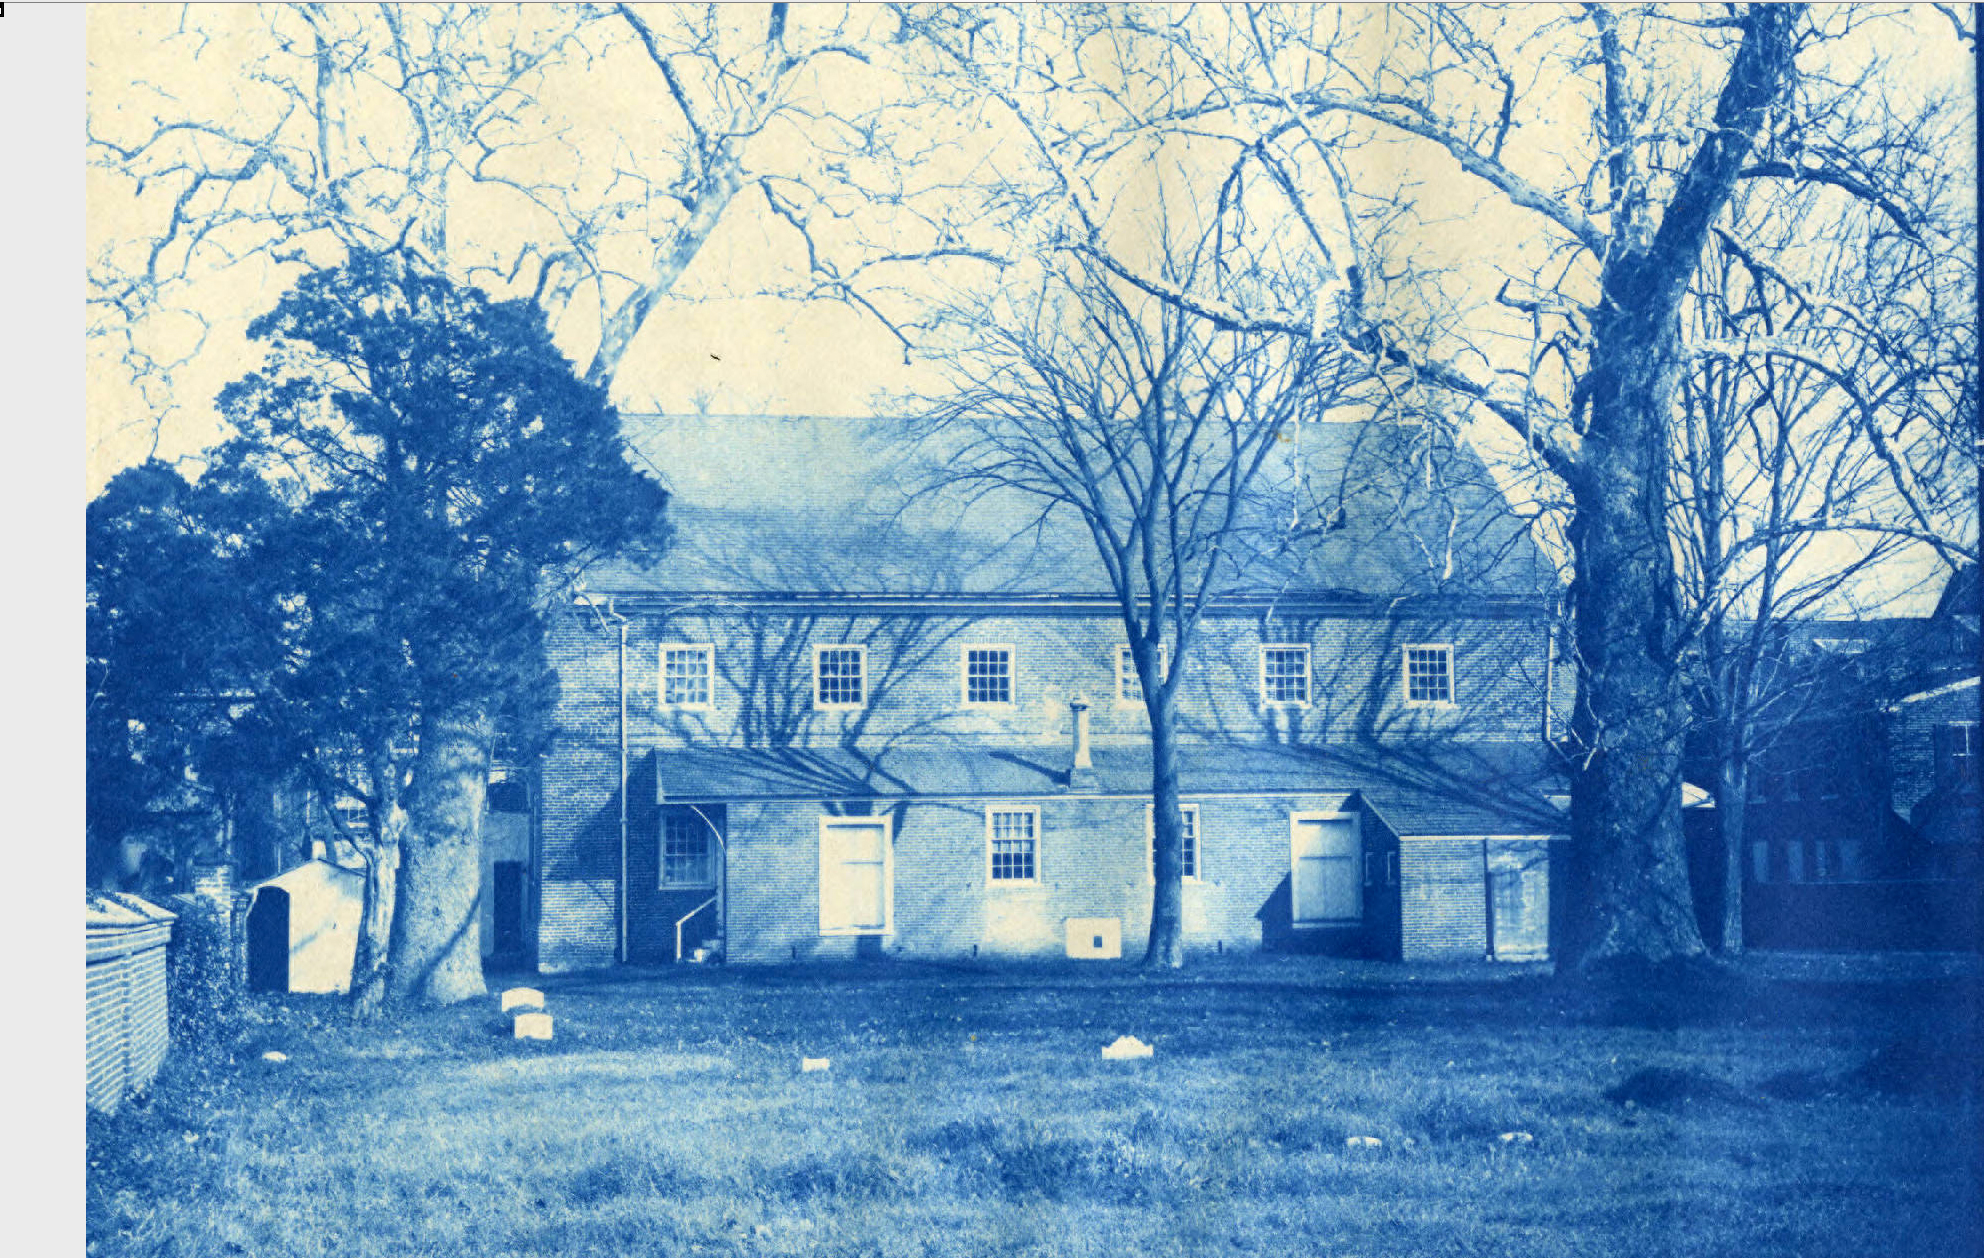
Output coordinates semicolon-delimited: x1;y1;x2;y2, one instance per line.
652;739;1566;838
587;415;1555;604
250;858;366;893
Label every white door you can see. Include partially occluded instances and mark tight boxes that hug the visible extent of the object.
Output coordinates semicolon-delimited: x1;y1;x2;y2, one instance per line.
1291;815;1361;924
819;819;891;934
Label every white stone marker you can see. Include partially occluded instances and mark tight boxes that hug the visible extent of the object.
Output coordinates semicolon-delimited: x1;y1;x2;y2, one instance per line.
1345;1136;1383;1149
1101;1035;1154;1060
514;1012;554;1041
261;1051;288;1063
801;1057;831;1073
501;987;545;1013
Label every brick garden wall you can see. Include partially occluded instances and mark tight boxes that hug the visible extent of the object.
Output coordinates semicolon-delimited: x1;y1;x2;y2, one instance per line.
85;901;176;1113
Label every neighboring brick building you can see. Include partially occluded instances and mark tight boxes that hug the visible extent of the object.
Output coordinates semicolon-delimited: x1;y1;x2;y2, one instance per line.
534;415;1570;970
1685;564;1980;949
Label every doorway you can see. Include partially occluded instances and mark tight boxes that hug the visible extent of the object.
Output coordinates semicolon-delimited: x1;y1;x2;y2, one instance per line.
246;887;290;992
491;860;527;958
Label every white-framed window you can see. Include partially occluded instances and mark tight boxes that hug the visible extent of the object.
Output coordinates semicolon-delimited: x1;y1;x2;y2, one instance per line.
813;644;866;710
1117;644;1170;705
819;816;893;935
1941;721;1980;789
986;805;1040;884
659;644;714;709
660;808;716;888
1147;802;1200;881
1260;644;1311;707
1403;644;1455;705
961;644;1016;707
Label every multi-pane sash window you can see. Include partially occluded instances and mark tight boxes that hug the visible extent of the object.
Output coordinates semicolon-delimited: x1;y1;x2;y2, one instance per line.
1117;644;1169;704
987;807;1038;882
963;646;1015;705
1940;722;1980;790
661;809;715;887
1404;645;1455;705
660;645;713;708
1149;803;1199;880
814;645;866;709
1260;645;1310;706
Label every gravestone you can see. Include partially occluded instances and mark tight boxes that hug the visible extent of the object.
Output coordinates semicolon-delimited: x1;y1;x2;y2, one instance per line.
514;1012;553;1041
501;987;545;1013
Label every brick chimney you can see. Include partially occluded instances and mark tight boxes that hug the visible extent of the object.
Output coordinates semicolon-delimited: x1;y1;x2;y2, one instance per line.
1066;694;1097;791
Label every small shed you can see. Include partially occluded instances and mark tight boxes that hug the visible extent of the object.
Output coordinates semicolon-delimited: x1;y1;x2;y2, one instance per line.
244;859;364;995
86;892;178;1112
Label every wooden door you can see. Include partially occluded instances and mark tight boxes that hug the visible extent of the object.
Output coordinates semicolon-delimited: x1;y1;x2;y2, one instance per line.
1291;815;1361;924
819;819;891;935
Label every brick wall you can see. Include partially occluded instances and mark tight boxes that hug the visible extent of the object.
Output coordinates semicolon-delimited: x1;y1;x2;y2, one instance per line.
537;601;1558;971
1889;680;1981;819
1399;839;1489;961
545;603;1555;754
85;898;176;1113
712;791;1408;963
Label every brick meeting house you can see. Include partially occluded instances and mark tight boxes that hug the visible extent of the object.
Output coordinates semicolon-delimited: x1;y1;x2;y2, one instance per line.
529;415;1573;971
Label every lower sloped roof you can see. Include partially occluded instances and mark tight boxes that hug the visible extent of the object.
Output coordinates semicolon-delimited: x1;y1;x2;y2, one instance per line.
652;740;1567;838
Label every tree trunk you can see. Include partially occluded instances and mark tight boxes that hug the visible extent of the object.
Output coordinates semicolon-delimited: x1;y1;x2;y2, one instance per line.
1717;753;1747;955
1563;306;1710;969
1143;686;1187;969
387;707;490;1004
349;811;405;1017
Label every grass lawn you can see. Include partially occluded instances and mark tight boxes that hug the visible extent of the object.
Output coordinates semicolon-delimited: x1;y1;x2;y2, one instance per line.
88;956;1980;1257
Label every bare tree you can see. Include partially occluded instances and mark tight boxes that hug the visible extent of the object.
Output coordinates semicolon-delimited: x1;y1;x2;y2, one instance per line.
904;251;1364;966
89;4;990;448
900;2;1976;967
1674;184;1978;953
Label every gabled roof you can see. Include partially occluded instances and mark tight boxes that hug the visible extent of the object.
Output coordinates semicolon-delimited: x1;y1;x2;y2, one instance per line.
586;415;1555;604
652;739;1567;838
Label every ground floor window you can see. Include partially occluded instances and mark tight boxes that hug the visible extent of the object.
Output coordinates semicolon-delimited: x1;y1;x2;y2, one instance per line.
1148;803;1199;880
660;808;716;888
987;806;1040;883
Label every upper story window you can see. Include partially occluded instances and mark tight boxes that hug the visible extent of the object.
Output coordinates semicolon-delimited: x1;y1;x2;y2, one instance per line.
1117;644;1169;705
660;808;716;888
987;806;1039;883
1260;644;1311;707
962;645;1015;707
1403;644;1455;705
813;645;866;710
659;644;714;709
1148;803;1200;880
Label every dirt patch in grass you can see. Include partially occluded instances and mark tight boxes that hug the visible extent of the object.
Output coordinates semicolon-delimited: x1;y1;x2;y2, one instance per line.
1604;1066;1759;1111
